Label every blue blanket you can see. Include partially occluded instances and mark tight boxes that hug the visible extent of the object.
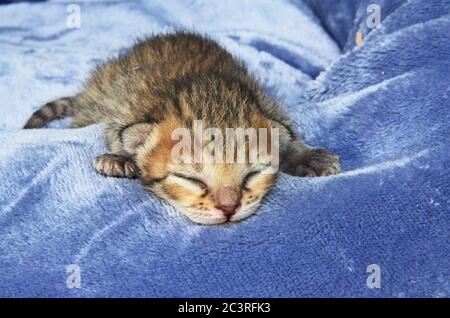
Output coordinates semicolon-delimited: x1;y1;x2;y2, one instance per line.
0;0;448;297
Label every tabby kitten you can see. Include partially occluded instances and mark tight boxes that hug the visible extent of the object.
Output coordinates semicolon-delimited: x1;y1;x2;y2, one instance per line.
24;32;339;225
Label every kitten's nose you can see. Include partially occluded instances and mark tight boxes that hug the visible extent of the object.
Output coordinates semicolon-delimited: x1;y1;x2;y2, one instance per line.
216;203;240;218
215;186;240;218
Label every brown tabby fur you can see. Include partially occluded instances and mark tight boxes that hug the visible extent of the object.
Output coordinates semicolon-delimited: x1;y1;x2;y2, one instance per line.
24;32;339;225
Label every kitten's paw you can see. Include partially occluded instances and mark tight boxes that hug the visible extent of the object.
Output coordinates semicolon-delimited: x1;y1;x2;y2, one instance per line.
286;148;340;177
93;153;138;178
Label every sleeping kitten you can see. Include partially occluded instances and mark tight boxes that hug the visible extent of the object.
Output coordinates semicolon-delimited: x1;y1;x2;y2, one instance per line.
24;32;339;225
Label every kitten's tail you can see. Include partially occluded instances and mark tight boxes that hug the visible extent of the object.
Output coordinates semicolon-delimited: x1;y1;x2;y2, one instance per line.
23;96;76;129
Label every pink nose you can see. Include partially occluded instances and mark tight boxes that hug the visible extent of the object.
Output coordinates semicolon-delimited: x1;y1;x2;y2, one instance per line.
216;204;240;218
215;186;240;218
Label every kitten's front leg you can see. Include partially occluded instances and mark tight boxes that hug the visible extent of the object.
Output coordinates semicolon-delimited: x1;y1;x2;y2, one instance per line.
93;153;139;178
280;140;340;177
94;122;153;178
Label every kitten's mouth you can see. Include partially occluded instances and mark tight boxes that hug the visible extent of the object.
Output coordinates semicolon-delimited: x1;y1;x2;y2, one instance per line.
180;201;261;225
192;216;228;225
182;208;240;225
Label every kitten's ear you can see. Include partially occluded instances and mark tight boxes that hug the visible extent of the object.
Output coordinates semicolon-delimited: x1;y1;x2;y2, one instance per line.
122;123;154;155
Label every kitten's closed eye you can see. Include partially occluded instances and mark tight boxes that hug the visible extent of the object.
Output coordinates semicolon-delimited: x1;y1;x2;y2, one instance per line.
170;173;209;196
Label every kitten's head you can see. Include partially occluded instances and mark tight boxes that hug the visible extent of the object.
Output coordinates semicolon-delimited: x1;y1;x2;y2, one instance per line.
126;116;278;225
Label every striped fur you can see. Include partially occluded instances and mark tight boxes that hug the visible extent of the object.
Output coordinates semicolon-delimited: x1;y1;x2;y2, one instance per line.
24;97;75;129
22;31;340;224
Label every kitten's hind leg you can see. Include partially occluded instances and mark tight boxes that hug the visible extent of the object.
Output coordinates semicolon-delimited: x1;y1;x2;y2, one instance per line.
93;153;139;178
280;139;340;177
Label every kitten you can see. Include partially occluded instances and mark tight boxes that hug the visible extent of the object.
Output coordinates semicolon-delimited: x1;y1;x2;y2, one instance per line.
24;32;339;225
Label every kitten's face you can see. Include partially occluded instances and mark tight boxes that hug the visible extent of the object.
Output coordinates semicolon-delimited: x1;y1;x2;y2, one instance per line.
151;162;275;225
136;118;277;225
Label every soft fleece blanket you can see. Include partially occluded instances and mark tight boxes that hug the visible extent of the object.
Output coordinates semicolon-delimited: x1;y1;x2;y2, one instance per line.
0;0;448;297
